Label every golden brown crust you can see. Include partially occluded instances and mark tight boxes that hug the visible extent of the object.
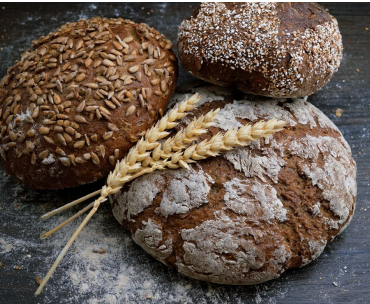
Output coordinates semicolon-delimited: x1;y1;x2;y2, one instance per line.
178;2;342;98
0;17;178;189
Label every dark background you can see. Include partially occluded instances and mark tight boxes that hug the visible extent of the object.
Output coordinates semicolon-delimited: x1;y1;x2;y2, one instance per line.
0;3;369;304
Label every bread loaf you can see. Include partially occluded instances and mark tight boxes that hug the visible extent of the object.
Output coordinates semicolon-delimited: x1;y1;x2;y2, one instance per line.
178;3;343;98
110;84;356;285
0;17;178;189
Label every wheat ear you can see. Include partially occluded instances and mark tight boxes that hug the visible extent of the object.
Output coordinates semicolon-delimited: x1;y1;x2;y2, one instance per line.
148;118;287;170
40;93;201;220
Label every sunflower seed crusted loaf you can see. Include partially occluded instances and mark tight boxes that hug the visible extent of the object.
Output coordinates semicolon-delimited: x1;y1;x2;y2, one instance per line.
178;2;343;98
0;17;178;189
110;85;356;285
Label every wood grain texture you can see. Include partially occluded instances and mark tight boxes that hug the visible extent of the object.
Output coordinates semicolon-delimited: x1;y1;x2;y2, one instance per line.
0;3;369;304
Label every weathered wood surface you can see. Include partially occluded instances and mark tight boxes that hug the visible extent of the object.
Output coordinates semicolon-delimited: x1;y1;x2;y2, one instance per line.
0;3;369;304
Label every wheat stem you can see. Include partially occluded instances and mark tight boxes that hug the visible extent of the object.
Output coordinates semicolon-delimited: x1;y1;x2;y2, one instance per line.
40;202;94;239
41;190;101;219
35;199;105;296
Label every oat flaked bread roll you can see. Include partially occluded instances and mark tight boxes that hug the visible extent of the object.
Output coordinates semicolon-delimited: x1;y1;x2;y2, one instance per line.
110;85;356;285
178;2;343;98
0;17;178;189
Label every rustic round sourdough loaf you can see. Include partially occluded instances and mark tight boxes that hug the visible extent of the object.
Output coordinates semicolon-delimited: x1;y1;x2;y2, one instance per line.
0;17;178;189
110;84;356;285
178;2;343;98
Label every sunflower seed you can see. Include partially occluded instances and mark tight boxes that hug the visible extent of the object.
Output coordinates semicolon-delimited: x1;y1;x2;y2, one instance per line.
53;94;61;104
136;71;142;82
151;78;160;86
91;152;100;164
91;134;98;142
128;65;139;73
123;76;134;85
107;123;119;131
96;145;105;158
103;131;113;140
54;126;64;133
76;73;86;82
73;140;85;149
56;133;66;146
124;55;136;62
9;131;17;142
56;147;66;156
26;129;35;137
104;99;116;109
103;59;115;67
148;44;154;55
39;150;49;159
65;126;75;135
86;83;99;89
26;141;35;152
126;105;136;116
74;115;88;124
31;152;36;165
60;158;71;166
142;58;155;65
99;106;111;115
113;41;123;50
39;127;50;135
125;91;133;99
82;153;91;160
161;80;167;92
123;36;133;43
95;109;102;119
76;100;86;112
75;157;86;164
32;107;40;118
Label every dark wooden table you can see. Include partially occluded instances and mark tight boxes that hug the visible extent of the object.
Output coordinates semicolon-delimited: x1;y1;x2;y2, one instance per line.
0;3;369;304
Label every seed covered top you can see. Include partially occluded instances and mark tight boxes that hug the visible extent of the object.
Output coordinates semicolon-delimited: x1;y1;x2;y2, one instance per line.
178;2;343;97
0;17;178;189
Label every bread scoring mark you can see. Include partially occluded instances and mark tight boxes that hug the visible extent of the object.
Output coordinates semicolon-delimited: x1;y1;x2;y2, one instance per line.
289;135;357;228
308;239;327;261
178;3;342;96
112;166;213;223
288;99;339;131
132;219;173;263
223;178;287;222
112;171;165;223
224;148;285;184
176;210;290;284
156;168;212;217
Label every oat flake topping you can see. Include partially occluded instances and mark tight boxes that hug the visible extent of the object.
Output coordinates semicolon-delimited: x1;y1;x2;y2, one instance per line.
178;2;343;96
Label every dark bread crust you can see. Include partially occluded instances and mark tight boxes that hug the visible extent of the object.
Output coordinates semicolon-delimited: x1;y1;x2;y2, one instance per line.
0;17;178;189
178;2;342;98
111;86;356;285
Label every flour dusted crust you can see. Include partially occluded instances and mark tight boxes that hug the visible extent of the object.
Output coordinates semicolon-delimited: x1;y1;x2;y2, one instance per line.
178;2;343;98
0;17;178;189
110;85;356;285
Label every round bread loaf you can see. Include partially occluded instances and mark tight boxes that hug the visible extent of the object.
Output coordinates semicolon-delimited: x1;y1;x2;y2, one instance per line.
178;2;343;98
110;84;356;285
0;17;178;189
